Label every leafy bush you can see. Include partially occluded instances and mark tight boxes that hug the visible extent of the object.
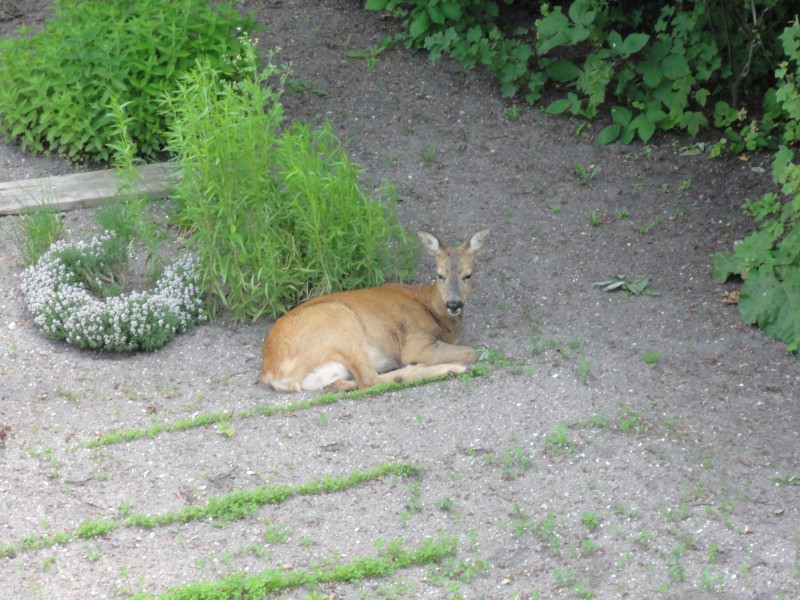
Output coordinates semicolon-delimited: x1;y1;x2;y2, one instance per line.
163;44;417;321
365;0;797;148
0;0;255;162
712;21;800;353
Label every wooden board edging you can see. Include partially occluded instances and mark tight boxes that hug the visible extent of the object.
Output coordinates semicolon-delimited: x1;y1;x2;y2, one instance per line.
0;162;179;216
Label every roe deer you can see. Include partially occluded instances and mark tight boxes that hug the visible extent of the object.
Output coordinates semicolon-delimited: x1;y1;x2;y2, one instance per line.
260;229;490;391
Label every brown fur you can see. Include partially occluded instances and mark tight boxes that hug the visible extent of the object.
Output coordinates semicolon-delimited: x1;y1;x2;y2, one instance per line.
260;230;490;392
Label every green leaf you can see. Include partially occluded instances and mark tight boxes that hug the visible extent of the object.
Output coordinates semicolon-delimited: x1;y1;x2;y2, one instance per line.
626;277;650;295
427;5;445;25
661;53;690;80
641;65;662;88
409;11;430;39
545;98;572;115
568;26;591;46
593;275;656;295
695;87;710;107
739;266;800;347
680;110;708;137
774;224;800;267
611;106;632;125
711;251;744;283
568;0;596;26
631;113;655;142
536;10;570;54
500;80;518;98
440;1;462;21
466;25;483;43
733;228;782;267
621;33;650;56
608;31;623;52
546;59;580;83
596;124;621;145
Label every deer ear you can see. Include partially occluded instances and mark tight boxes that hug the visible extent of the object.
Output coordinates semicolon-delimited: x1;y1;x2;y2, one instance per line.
417;231;443;256
466;229;490;254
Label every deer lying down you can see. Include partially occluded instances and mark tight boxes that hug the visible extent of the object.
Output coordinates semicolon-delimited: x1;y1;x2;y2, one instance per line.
260;229;490;392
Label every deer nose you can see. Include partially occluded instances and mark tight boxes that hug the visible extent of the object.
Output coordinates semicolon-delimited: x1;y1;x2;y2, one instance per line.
445;301;464;316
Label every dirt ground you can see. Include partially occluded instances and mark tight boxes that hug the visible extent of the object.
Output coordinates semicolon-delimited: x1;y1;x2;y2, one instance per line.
1;1;799;599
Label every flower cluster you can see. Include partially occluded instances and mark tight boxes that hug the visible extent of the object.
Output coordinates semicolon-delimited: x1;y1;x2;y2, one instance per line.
20;232;206;352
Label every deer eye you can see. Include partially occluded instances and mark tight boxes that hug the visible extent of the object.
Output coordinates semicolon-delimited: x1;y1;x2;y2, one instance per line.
437;273;446;281
463;274;472;281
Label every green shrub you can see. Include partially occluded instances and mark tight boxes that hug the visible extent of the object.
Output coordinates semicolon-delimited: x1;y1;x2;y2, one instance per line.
365;1;796;148
163;44;417;321
712;20;800;354
0;0;255;162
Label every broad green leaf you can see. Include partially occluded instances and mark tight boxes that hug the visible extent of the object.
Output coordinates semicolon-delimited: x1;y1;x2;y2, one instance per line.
611;105;632;125
681;110;708;137
546;59;580;82
626;277;650;295
466;25;483;43
409;11;430;39
739;266;800;347
644;102;667;123
440;1;462;21
641;64;662;88
596;124;621;145
500;80;518;98
621;33;650;56
772;145;795;185
568;26;591;45
427;5;445;25
661;53;690;79
695;87;710;107
711;251;744;283
568;0;596;26
774;224;800;266
734;229;782;265
536;10;570;54
631;114;655;142
608;31;623;52
545;98;572;115
619;124;636;144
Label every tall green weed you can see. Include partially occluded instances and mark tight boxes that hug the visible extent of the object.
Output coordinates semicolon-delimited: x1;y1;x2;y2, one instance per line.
8;203;63;267
0;0;255;162
163;45;416;321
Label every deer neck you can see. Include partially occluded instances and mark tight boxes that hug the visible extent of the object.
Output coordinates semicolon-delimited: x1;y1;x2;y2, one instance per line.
412;283;464;342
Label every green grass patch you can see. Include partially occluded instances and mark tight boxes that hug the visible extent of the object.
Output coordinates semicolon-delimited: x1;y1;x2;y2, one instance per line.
125;461;420;529
0;461;419;558
84;371;483;449
7;199;63;266
130;534;457;599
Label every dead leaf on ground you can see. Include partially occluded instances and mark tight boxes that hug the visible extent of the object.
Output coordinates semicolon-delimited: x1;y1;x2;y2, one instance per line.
721;290;740;305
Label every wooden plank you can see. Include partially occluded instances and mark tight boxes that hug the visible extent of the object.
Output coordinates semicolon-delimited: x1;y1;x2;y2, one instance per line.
0;162;179;216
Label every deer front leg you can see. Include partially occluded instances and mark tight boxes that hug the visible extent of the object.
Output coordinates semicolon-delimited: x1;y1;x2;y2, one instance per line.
402;337;478;367
376;362;468;385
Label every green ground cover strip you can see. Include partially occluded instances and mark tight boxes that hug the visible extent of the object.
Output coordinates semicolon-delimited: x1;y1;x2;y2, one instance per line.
132;535;458;600
83;371;480;449
0;461;420;559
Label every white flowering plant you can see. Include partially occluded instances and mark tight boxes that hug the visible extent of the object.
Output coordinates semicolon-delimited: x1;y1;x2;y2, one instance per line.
20;232;206;352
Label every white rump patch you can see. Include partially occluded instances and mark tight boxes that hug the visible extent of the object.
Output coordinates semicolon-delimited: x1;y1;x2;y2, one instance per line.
300;362;351;391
